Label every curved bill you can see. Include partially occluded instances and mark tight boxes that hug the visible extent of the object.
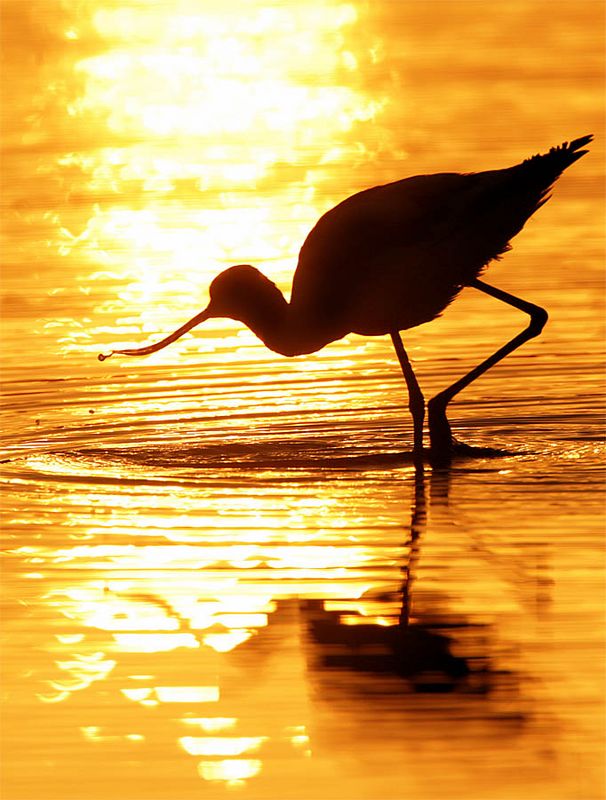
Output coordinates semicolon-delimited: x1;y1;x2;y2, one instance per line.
98;306;212;361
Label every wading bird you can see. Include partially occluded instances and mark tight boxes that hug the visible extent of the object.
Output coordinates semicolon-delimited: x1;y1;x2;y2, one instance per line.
99;135;592;463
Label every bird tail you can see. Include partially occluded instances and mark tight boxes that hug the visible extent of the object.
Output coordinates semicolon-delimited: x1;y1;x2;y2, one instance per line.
524;134;593;174
514;134;593;215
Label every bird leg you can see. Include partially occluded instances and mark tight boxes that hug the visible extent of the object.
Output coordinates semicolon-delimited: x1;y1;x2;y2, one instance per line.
391;332;425;462
427;278;549;461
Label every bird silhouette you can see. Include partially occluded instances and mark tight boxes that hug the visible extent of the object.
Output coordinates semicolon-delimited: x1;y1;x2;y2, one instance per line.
99;135;592;463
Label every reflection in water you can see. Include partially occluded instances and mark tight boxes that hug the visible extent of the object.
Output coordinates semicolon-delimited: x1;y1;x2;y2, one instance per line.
304;468;492;693
3;444;605;798
5;463;448;781
1;0;604;798
4;456;530;795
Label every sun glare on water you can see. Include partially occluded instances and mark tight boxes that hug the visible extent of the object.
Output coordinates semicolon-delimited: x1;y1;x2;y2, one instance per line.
54;1;385;356
4;12;397;782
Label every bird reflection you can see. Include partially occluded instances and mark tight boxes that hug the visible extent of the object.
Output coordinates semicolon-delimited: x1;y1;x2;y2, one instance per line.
99;136;592;464
304;466;490;693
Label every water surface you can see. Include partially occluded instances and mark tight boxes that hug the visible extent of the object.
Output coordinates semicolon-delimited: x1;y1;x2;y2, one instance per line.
1;2;605;798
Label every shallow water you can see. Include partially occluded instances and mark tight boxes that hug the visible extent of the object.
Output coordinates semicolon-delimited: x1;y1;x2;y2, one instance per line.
1;1;605;799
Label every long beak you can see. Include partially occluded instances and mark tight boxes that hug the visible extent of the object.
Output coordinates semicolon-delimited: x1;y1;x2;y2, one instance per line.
98;306;212;361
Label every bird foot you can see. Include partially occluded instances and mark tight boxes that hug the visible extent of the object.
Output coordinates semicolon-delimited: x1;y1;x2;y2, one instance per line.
451;438;511;457
429;438;511;467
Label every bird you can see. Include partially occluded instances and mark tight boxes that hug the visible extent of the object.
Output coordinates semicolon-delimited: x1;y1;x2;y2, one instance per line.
99;135;592;463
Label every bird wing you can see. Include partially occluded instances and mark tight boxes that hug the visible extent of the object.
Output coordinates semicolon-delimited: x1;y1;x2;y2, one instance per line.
290;138;591;337
291;172;470;324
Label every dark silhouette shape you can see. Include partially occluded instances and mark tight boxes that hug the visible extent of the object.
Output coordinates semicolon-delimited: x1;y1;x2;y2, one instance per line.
304;468;474;692
99;136;592;462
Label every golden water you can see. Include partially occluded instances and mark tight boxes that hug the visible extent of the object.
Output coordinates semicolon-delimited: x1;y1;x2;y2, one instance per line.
1;2;605;798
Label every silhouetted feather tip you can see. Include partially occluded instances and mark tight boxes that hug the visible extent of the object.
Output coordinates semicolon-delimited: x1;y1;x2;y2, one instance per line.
567;134;593;150
523;134;593;171
550;134;593;160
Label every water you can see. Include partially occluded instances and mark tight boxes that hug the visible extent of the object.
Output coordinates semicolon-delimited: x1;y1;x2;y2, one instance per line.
1;1;605;798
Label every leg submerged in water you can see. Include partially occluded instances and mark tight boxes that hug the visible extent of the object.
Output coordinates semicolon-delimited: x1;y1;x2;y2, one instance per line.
428;279;548;463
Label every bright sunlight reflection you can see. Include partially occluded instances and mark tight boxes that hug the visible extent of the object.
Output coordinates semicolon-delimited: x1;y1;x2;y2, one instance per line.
17;3;398;789
54;0;384;358
197;758;262;784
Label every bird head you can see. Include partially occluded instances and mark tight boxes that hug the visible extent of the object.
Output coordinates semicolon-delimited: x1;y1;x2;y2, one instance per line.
207;264;266;318
205;264;286;324
98;264;286;361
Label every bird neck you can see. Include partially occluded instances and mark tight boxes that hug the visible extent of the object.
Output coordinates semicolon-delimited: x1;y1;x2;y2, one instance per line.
233;283;333;358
